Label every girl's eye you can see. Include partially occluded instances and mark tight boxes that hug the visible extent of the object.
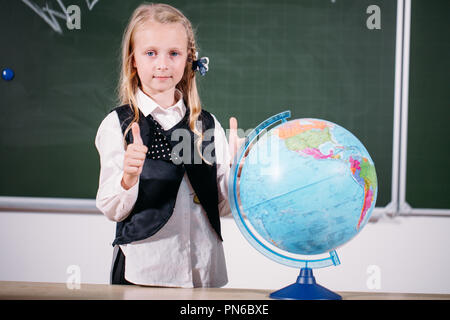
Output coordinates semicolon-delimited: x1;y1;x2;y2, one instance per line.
170;51;179;57
146;51;155;57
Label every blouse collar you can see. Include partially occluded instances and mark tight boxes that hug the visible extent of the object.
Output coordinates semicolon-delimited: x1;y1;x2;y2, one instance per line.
136;88;185;118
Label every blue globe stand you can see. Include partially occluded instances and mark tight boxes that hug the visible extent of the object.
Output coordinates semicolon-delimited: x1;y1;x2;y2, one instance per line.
269;268;342;300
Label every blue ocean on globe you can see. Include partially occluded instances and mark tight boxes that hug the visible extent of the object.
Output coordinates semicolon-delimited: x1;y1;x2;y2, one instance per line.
237;118;377;256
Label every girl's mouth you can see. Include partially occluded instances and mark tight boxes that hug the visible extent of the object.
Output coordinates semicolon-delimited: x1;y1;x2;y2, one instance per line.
154;76;171;79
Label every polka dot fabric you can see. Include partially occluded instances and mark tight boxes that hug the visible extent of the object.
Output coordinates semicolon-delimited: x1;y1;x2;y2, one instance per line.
146;117;172;161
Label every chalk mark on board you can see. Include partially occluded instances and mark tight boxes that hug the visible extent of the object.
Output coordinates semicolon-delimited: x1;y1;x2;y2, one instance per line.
85;0;100;11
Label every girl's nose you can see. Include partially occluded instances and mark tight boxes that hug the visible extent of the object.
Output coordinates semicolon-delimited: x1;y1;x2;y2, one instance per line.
156;56;169;71
157;63;168;71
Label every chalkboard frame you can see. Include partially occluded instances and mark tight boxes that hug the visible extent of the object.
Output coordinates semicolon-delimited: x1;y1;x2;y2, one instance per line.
396;0;450;217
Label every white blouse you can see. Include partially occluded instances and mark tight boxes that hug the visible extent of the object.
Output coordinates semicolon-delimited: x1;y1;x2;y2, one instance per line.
95;89;231;288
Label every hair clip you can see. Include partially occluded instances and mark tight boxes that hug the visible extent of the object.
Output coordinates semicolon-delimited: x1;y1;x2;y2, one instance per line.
192;51;209;76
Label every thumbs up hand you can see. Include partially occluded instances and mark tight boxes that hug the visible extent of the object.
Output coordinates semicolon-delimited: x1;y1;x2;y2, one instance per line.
121;122;148;190
131;122;144;145
229;117;245;177
229;117;244;161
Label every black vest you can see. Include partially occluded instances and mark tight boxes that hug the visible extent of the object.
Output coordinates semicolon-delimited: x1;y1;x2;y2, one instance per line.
111;104;222;246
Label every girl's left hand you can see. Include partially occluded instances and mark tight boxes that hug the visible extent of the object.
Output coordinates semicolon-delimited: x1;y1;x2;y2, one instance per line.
228;117;244;160
229;117;245;177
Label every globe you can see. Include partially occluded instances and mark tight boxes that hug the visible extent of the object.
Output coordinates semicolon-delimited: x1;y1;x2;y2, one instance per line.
228;111;377;300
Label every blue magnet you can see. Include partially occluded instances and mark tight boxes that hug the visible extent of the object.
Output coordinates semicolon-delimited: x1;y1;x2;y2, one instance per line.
2;68;15;81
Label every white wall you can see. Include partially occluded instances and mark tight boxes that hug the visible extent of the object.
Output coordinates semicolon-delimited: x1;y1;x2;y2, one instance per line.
1;211;449;294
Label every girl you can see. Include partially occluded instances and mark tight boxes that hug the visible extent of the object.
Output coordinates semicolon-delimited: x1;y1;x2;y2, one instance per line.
95;3;241;287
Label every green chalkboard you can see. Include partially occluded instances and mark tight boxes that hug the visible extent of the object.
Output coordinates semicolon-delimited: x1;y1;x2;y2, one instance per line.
0;0;396;206
406;0;450;209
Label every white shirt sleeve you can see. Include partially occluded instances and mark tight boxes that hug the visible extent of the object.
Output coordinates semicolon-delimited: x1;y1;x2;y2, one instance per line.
94;111;139;222
212;115;232;217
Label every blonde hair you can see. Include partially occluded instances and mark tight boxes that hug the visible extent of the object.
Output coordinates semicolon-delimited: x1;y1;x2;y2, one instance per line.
118;3;206;159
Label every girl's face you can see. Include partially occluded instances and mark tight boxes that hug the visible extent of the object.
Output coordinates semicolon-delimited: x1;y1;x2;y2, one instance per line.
133;21;188;99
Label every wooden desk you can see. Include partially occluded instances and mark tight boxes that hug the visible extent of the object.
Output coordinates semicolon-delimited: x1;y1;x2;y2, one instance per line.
1;281;449;300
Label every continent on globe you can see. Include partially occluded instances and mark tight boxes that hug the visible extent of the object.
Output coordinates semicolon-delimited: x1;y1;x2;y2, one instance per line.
277;120;338;160
349;156;377;229
273;119;377;231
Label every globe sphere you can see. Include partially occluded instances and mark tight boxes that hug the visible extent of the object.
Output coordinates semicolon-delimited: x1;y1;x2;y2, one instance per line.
229;115;377;266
